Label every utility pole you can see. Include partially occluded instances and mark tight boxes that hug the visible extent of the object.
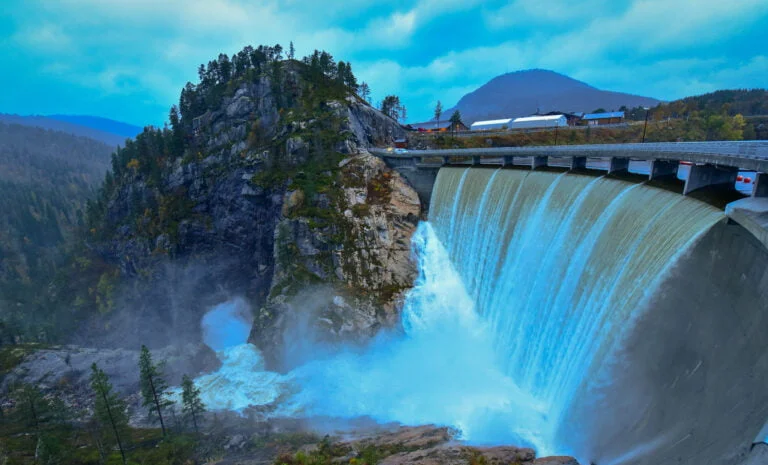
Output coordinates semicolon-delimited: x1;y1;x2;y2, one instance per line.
642;107;651;143
554;121;559;146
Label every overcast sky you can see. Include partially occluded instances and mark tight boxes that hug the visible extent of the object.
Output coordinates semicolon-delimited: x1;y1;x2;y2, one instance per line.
1;0;766;126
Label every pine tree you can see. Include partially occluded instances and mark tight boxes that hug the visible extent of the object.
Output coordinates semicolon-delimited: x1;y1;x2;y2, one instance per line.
434;100;443;130
168;105;185;158
11;383;44;431
181;374;206;433
344;62;358;92
138;345;172;437
381;95;402;121
449;110;463;135
359;82;371;103
288;41;295;60
90;363;128;465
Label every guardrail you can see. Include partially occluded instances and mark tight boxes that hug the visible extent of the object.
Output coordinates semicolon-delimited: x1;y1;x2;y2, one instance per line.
371;141;768;172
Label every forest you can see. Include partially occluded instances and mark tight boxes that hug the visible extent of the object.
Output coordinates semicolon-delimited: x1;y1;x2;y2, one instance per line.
0;123;112;343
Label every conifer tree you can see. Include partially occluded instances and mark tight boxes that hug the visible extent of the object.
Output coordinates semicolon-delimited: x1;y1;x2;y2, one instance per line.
10;383;67;462
434;100;443;129
449;110;463;135
359;82;371;103
181;374;206;433
288;41;295;60
90;363;128;465
138;345;172;437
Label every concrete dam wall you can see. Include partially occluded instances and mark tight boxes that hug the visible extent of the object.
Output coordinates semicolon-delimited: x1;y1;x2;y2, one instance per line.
426;167;768;465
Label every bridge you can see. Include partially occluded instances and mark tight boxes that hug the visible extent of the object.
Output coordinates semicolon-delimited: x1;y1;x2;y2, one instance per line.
371;141;768;196
370;141;768;250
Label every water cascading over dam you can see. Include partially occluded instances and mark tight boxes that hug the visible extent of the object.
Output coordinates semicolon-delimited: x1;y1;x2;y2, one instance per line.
425;168;716;454
189;166;768;465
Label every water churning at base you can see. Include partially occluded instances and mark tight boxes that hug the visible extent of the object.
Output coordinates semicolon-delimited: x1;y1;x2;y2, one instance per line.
427;167;724;453
188;167;727;459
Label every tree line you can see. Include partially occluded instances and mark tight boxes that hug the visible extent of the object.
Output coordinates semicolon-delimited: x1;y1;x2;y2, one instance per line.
2;346;206;464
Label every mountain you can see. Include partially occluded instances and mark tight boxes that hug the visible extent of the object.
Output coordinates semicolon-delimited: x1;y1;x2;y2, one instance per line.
46;114;143;138
444;69;661;124
4;45;417;359
0;113;142;147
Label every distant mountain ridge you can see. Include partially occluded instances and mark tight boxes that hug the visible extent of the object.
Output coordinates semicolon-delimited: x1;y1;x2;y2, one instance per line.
47;114;143;138
443;69;661;124
0;113;143;147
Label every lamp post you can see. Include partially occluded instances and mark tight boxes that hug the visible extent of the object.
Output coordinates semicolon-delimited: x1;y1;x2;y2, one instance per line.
642;107;651;143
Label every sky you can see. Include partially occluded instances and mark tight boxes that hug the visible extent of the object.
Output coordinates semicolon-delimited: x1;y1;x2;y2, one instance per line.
1;0;767;127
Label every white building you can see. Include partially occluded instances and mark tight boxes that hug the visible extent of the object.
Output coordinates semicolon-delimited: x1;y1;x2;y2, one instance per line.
470;118;513;131
471;114;568;131
510;114;567;129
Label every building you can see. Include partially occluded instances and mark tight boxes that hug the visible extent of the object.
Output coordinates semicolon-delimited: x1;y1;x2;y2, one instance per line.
471;118;514;131
581;111;625;126
409;119;468;132
394;138;407;148
510;114;568;129
544;111;584;126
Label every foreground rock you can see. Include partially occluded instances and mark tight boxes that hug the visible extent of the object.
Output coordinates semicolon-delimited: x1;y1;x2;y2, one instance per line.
258;424;579;465
741;443;768;465
1;344;218;423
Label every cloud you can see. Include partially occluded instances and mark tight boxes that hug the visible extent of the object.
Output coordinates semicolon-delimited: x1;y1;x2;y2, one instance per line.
1;0;765;124
12;23;73;52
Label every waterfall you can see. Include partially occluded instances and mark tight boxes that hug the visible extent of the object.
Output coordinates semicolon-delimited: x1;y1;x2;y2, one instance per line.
186;166;736;462
426;167;724;454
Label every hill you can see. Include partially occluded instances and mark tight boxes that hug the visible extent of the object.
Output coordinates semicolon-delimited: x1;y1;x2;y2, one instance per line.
47;114;144;138
675;89;768;116
0;123;113;340
443;69;660;124
0;113;141;147
4;45;415;357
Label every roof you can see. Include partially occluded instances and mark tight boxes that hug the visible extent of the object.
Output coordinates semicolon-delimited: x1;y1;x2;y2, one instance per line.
545;111;584;118
471;118;513;126
410;120;454;130
583;111;625;120
513;115;566;122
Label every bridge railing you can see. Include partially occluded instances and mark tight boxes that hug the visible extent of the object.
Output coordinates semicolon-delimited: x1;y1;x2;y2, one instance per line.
370;141;768;172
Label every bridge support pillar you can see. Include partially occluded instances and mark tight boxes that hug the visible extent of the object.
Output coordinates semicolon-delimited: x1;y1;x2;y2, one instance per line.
683;164;738;195
532;156;547;170
502;155;515;167
649;159;679;180
752;172;768;198
383;156;417;169
472;155;481;166
608;157;629;174
570;156;587;170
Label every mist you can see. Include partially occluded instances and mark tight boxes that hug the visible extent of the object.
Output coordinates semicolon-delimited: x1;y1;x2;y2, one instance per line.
191;223;557;455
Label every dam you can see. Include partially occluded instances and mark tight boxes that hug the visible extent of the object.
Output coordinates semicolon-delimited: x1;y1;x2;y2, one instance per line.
180;148;768;465
403;163;768;465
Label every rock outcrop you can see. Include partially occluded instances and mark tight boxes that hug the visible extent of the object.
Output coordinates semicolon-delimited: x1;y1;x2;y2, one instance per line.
251;152;420;367
271;424;578;465
1;344;218;424
79;62;416;367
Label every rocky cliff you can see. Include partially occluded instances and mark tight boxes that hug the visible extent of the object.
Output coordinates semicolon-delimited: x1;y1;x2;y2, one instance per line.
252;151;420;367
76;58;418;367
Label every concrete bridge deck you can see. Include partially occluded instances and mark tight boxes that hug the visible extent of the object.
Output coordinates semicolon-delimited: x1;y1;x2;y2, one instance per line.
371;141;768;251
371;141;768;200
371;141;768;172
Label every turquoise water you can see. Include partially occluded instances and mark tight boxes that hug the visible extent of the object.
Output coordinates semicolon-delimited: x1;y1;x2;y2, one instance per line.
186;168;726;460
